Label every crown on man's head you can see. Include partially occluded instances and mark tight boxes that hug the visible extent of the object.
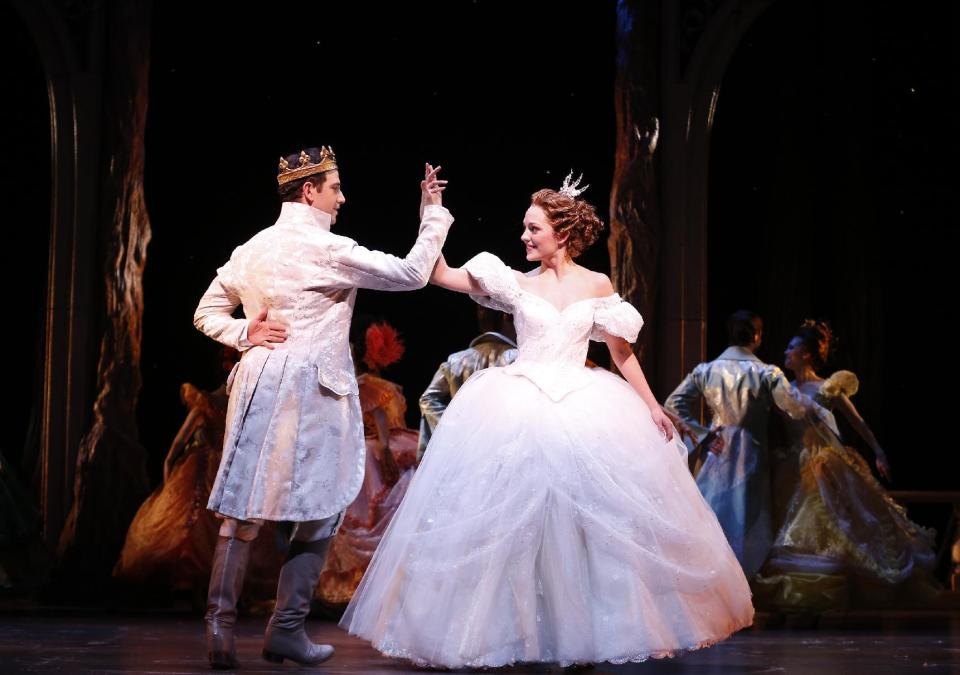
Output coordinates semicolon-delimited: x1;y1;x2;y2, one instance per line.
277;146;337;185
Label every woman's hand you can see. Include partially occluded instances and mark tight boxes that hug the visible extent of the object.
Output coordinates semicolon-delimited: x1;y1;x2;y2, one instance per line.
875;449;893;482
420;163;447;214
650;405;675;442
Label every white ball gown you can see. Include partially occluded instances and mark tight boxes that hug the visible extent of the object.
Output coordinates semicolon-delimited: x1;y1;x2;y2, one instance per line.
340;253;753;667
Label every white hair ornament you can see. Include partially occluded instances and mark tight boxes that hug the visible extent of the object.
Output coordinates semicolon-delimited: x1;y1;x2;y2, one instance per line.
558;171;589;198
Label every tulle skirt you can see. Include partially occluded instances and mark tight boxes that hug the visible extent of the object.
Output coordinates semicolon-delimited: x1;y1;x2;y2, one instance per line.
341;366;754;667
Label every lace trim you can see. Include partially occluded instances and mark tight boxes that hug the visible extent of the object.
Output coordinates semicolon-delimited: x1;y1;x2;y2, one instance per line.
350;616;753;669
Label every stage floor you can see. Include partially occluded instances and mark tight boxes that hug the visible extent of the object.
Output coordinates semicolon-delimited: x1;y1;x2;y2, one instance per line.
0;615;958;674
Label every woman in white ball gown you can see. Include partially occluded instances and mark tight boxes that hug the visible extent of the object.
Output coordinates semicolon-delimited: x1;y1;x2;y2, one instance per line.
340;172;754;668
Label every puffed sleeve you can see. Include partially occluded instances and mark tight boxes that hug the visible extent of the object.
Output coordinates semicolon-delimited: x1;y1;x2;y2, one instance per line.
461;252;522;314
589;295;644;342
819;370;860;403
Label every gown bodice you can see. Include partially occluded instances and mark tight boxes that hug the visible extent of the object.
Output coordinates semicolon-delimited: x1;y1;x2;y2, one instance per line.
461;252;644;401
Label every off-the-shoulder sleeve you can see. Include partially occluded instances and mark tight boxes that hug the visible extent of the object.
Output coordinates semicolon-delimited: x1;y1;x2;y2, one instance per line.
590;294;644;342
461;252;521;313
820;370;860;402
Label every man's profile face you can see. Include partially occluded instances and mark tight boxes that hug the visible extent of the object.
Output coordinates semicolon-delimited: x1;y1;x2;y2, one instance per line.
305;170;346;224
751;318;763;349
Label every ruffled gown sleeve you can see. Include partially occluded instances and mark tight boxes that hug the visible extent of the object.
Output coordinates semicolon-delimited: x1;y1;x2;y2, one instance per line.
461;252;522;314
589;295;644;342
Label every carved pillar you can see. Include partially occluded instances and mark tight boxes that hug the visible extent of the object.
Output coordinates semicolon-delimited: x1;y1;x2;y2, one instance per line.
612;0;774;397
11;0;153;585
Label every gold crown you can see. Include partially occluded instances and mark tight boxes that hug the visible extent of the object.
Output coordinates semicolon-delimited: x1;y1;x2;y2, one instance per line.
277;146;337;185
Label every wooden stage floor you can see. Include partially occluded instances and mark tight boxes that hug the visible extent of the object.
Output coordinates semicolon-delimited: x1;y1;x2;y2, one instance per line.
1;613;958;674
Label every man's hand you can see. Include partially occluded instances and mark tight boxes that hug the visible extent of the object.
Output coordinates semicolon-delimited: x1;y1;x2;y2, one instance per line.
247;307;287;349
704;427;725;455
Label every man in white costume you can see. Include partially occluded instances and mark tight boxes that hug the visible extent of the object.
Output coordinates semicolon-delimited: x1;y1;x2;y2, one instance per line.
193;147;451;669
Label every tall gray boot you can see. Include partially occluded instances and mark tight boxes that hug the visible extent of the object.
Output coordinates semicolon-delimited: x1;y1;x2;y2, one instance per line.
261;538;335;665
205;535;252;669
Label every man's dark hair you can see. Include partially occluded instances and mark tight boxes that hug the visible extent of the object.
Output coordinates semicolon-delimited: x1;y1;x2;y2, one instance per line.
726;310;761;347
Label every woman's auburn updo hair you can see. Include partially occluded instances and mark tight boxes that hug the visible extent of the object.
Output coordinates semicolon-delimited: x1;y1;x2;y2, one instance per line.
530;189;605;259
796;319;837;370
